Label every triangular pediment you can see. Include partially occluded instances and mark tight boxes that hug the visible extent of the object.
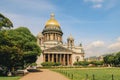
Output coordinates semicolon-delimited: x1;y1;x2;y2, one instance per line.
44;45;72;52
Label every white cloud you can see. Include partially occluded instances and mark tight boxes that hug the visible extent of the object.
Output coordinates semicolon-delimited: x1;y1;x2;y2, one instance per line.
108;37;120;52
84;0;104;8
108;42;120;50
84;0;118;9
84;0;104;3
117;37;120;41
92;4;102;8
85;40;106;57
85;37;120;57
86;40;105;49
92;41;104;47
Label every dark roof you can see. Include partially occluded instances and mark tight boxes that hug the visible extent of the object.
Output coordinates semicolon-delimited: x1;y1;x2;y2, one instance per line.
44;45;72;52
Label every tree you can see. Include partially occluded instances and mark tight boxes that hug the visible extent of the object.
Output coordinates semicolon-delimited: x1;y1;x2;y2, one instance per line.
0;46;23;75
114;52;120;66
0;13;13;30
103;52;120;67
103;55;115;67
0;30;23;75
0;27;41;75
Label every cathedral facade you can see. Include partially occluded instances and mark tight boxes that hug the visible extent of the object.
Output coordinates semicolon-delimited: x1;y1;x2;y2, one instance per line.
36;13;85;66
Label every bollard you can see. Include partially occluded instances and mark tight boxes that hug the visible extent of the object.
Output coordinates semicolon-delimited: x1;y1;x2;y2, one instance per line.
68;73;69;77
112;74;114;80
71;74;73;80
93;74;95;80
86;74;88;80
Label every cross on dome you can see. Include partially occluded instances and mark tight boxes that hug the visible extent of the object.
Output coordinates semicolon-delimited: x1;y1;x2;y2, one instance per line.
50;13;55;19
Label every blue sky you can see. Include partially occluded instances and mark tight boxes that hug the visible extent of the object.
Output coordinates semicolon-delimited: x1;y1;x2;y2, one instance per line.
0;0;120;57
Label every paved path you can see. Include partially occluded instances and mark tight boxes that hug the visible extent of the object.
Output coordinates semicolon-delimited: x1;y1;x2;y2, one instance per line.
19;69;69;80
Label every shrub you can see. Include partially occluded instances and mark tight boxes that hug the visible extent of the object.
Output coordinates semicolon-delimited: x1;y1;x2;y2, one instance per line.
0;66;8;76
96;61;103;65
90;61;103;66
73;61;89;66
41;62;55;67
54;62;61;66
30;63;37;66
41;62;61;67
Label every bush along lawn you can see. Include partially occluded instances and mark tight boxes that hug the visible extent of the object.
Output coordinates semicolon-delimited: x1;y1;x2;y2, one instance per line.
0;76;21;80
52;68;120;80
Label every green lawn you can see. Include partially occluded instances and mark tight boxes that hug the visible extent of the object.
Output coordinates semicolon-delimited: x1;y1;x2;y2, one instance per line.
52;67;120;80
0;76;21;80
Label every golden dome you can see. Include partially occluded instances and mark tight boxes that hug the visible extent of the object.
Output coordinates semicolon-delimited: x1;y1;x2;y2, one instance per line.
45;13;60;27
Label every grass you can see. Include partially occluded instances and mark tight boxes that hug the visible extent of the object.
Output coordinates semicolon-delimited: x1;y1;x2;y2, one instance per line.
52;67;120;80
0;76;21;80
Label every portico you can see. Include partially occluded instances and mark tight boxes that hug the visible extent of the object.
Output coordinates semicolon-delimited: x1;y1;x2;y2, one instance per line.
43;45;72;65
43;53;72;65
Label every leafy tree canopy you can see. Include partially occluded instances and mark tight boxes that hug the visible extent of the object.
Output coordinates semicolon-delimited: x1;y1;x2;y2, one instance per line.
103;52;120;67
0;13;13;30
0;27;41;75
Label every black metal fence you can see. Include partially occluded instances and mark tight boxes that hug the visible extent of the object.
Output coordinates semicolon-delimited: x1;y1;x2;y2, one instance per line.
54;70;116;80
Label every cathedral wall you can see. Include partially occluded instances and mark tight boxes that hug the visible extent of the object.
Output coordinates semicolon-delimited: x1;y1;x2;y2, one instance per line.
72;53;84;65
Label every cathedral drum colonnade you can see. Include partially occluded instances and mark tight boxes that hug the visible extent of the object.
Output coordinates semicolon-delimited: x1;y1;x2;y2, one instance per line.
36;13;85;66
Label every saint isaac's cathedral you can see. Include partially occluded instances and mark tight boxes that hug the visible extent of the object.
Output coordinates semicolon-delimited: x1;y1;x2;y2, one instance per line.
36;13;85;66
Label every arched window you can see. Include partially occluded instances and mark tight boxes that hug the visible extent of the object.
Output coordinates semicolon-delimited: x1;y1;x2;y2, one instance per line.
75;56;80;62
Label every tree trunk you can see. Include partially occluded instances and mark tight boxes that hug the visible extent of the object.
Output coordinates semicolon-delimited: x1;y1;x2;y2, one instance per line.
9;67;15;76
